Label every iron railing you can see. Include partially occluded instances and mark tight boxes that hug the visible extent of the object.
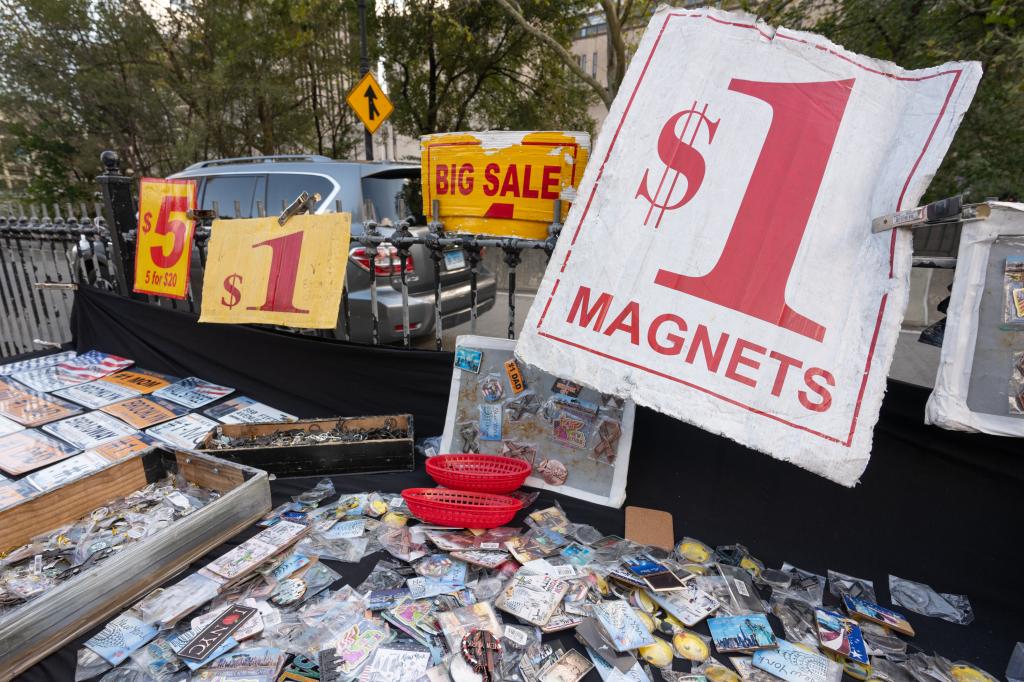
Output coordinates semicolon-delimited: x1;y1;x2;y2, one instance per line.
0;151;968;360
0;204;116;357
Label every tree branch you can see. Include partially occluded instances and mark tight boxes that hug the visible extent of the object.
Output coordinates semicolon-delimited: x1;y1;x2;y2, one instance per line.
494;0;612;107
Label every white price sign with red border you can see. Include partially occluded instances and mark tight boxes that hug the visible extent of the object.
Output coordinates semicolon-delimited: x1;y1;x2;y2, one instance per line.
516;7;981;486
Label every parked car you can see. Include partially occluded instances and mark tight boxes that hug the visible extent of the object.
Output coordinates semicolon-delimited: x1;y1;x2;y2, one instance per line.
169;155;497;344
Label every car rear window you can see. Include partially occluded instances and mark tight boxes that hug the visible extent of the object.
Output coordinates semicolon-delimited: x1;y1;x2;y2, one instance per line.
201;175;265;217
266;174;334;213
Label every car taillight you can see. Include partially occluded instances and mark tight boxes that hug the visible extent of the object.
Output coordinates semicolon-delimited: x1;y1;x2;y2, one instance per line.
349;245;414;276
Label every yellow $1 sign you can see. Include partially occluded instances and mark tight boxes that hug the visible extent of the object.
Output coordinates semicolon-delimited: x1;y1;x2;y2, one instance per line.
199;213;351;329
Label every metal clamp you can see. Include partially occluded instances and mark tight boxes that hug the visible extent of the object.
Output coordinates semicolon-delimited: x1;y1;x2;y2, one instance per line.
871;195;990;233
278;192;322;226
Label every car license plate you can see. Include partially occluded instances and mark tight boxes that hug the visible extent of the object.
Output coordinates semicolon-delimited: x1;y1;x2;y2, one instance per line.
444;250;466;270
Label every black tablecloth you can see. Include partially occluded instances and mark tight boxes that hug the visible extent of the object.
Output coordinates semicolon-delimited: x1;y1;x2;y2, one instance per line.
13;287;1024;679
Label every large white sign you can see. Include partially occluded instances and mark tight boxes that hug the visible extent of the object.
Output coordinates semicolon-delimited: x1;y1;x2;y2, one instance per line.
516;7;981;486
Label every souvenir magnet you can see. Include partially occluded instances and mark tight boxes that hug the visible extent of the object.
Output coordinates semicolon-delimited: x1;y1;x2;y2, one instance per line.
638;639;674;668
672;630;710;662
551;378;582;397
552;413;587;449
479;404;502;441
481;376;504;403
455;347;483;373
271;578;307;605
503;359;526;394
536;458;568;485
462;629;502;682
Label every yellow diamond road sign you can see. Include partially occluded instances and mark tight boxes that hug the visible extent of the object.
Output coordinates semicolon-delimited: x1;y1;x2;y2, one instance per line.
347;71;394;135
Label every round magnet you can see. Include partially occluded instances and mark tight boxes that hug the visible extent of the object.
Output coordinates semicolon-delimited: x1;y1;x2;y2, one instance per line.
480;376;504;402
950;665;997;682
704;663;741;682
672;630;709;662
638;638;673;668
739;555;763;578
634;610;655;633
633;589;656;614
271;578;307;605
675;538;712;563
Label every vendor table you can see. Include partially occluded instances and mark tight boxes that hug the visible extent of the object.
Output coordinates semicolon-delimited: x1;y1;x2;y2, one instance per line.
12;287;1024;678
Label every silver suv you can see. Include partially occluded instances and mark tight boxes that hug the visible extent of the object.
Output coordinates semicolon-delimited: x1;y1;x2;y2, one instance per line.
169;155;497;344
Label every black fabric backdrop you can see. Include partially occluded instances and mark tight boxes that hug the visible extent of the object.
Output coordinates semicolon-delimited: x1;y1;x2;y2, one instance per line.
16;287;1024;680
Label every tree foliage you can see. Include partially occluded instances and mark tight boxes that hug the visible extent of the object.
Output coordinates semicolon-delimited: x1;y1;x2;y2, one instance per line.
0;0;369;201
496;0;659;107
744;0;1024;202
379;0;596;138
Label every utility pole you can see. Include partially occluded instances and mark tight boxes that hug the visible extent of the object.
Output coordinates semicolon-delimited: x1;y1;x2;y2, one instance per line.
358;0;373;161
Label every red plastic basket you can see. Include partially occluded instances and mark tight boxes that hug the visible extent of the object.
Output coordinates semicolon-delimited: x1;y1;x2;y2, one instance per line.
426;454;532;494
401;488;523;528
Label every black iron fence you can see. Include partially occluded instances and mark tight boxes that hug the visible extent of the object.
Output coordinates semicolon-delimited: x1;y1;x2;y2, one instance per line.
0;204;116;357
0;152;967;360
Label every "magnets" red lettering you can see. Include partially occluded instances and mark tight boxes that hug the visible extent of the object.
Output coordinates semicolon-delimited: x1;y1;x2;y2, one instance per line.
567;285;835;412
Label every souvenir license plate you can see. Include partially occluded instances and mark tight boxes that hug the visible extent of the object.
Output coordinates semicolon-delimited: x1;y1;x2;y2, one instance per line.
444;250;466;270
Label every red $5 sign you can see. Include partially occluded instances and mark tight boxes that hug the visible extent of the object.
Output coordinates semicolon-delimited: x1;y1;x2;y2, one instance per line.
134;178;197;299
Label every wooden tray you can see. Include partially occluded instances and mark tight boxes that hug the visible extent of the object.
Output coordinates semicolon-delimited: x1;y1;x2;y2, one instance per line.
0;447;270;679
197;414;415;477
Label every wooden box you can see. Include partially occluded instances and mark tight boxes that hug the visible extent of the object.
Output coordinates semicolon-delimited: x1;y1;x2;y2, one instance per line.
197;414;415;477
0;448;270;680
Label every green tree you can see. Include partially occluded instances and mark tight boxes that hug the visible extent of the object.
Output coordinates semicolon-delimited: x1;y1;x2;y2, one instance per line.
0;0;368;200
379;0;595;138
496;0;661;107
744;0;1024;202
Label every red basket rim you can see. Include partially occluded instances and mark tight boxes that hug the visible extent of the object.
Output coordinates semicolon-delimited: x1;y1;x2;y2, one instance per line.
427;454;531;475
401;487;523;510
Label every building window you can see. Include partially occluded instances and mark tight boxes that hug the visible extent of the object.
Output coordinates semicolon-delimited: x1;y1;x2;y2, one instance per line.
580;54;587;73
592;52;598;78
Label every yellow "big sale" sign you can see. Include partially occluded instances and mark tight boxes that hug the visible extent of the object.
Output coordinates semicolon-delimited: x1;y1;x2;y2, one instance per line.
134;178;197;299
421;131;590;239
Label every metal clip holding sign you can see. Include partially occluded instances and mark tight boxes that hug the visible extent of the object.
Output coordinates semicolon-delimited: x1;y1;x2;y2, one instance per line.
278;192;322;226
872;195;992;269
872;195;991;233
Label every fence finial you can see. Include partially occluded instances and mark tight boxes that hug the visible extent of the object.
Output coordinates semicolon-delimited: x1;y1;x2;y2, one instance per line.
100;150;121;176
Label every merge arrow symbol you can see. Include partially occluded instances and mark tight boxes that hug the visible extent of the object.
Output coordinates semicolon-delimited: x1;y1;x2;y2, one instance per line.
364;85;380;121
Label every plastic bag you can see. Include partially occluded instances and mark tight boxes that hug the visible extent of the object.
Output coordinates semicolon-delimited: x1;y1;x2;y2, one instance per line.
769;595;817;646
889;575;973;625
828;569;876;602
378;525;428;562
129;637;185;681
776;563;826;605
416;435;443;458
139;573;220;627
75;647;112;681
293;478;336;508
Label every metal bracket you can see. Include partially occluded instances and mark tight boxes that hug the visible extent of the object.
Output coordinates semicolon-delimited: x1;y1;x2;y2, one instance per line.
34;282;77;291
186;209;217;221
872;195;990;233
278;192;321;226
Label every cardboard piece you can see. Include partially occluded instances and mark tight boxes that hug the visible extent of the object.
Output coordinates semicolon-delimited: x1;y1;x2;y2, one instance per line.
624;506;673;551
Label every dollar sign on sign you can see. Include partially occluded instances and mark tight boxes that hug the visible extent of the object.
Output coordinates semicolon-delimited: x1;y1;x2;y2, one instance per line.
635;102;719;229
221;273;243;308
